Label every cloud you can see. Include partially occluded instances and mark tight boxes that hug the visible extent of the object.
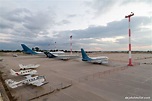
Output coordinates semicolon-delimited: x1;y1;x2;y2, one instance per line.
85;0;151;17
0;7;56;37
23;11;55;30
0;33;14;43
0;19;14;29
0;7;57;50
5;8;31;23
56;19;71;25
52;16;152;50
53;16;132;39
85;0;117;15
67;14;77;18
121;0;152;5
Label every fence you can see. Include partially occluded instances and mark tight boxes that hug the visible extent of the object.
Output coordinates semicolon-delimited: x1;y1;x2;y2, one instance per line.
78;62;140;83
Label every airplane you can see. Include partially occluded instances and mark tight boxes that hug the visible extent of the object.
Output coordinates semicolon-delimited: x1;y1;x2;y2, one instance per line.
44;51;79;60
10;69;37;76
21;44;64;55
5;75;47;88
19;64;40;70
81;48;109;64
21;44;78;60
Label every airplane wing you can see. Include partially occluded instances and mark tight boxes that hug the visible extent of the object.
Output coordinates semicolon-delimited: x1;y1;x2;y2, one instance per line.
27;76;47;86
29;81;45;86
88;59;101;63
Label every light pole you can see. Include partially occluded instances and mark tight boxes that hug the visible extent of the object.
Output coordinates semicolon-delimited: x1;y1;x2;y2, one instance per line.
125;12;134;66
70;35;72;55
55;42;56;51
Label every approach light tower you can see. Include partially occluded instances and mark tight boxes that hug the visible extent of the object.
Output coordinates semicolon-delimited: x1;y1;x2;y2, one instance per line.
125;12;134;66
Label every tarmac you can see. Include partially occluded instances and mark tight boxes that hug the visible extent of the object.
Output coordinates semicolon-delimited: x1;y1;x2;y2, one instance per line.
0;52;152;101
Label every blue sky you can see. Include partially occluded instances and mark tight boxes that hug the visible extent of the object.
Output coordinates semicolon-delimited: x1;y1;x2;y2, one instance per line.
0;0;152;51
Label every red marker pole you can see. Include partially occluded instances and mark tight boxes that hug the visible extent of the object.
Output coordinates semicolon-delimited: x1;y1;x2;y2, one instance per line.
125;12;134;66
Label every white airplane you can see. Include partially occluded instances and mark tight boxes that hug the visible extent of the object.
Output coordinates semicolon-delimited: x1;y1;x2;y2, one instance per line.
21;44;64;56
19;64;40;70
44;51;79;60
5;75;47;88
81;48;109;64
10;69;37;76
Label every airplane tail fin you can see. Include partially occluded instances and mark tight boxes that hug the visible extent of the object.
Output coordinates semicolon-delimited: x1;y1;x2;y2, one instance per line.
10;69;18;76
81;48;91;61
21;44;37;54
44;51;56;58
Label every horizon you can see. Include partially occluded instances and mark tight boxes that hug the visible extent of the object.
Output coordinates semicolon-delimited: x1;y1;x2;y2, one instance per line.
0;49;151;53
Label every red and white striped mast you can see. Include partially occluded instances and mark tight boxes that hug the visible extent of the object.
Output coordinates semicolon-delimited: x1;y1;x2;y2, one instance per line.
125;12;134;66
70;35;72;54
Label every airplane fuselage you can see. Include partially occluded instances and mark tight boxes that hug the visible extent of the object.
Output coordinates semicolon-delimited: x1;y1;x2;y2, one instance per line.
16;70;37;76
22;76;45;85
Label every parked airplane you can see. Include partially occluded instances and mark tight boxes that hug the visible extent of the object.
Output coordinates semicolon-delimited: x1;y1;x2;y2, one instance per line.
44;51;79;60
5;75;47;88
21;44;64;55
19;64;40;70
21;44;78;60
10;69;37;76
81;48;109;64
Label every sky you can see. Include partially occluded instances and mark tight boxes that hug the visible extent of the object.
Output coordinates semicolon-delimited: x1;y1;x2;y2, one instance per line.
0;0;152;51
